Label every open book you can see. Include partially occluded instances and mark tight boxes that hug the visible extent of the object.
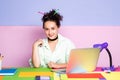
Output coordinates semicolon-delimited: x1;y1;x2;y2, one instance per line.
0;68;17;75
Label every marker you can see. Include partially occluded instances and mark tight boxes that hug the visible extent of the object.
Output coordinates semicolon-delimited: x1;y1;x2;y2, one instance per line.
35;76;50;80
38;11;44;15
53;9;59;15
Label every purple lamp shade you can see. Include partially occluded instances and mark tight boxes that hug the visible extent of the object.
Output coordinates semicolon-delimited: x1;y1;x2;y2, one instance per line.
93;42;108;52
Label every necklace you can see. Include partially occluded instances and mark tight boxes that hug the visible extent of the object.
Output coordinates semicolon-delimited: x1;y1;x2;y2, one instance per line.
48;35;58;41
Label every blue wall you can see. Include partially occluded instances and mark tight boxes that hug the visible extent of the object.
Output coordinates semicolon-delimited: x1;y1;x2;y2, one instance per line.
0;0;120;26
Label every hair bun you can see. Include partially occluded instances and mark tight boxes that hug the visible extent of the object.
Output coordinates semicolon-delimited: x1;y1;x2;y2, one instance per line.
42;9;63;27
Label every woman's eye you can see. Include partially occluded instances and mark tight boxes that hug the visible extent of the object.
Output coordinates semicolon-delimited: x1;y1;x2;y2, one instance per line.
44;28;49;31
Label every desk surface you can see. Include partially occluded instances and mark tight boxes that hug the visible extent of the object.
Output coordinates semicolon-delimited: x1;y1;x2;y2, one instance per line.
1;67;54;80
0;67;120;80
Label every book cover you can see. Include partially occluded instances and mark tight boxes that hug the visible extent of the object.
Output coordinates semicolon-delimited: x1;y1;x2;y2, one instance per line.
0;68;17;75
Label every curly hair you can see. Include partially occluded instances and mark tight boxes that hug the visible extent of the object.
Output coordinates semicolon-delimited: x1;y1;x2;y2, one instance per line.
42;9;63;28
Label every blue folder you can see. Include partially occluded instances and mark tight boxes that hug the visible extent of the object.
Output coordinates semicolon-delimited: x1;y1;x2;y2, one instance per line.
0;68;17;75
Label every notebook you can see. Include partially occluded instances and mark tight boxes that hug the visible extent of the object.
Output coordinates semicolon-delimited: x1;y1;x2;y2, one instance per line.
0;68;17;75
66;48;100;73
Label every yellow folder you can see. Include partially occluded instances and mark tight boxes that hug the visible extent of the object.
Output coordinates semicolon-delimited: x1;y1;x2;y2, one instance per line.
19;72;53;77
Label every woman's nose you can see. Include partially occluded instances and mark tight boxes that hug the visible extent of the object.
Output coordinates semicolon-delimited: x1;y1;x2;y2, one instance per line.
49;29;52;34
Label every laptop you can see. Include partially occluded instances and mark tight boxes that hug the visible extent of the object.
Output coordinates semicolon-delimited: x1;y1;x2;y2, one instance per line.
66;48;100;73
51;48;100;73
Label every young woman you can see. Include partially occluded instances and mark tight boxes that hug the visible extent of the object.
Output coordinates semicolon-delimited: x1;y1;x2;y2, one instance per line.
29;9;75;69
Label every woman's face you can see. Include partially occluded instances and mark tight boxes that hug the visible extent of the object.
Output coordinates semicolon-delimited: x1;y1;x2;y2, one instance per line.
44;21;59;40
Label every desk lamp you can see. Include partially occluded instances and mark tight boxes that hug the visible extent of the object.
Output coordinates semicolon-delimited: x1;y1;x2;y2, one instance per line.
93;42;115;71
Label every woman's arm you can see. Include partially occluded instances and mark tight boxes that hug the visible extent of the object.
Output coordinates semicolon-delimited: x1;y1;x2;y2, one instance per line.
32;39;43;68
48;62;67;69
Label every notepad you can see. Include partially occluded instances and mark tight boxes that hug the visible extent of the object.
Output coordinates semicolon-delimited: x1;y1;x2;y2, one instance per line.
0;68;17;75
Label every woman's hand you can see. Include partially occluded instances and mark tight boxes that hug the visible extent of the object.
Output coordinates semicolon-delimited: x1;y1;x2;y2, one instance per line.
34;39;43;47
48;61;58;69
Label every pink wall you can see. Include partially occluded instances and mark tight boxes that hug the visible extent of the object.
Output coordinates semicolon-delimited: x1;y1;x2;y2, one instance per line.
0;26;120;67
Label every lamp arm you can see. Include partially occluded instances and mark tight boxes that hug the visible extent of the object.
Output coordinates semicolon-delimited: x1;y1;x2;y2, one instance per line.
105;48;112;67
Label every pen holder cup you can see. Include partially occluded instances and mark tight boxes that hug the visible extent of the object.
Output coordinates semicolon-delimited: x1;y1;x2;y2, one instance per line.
0;60;2;70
